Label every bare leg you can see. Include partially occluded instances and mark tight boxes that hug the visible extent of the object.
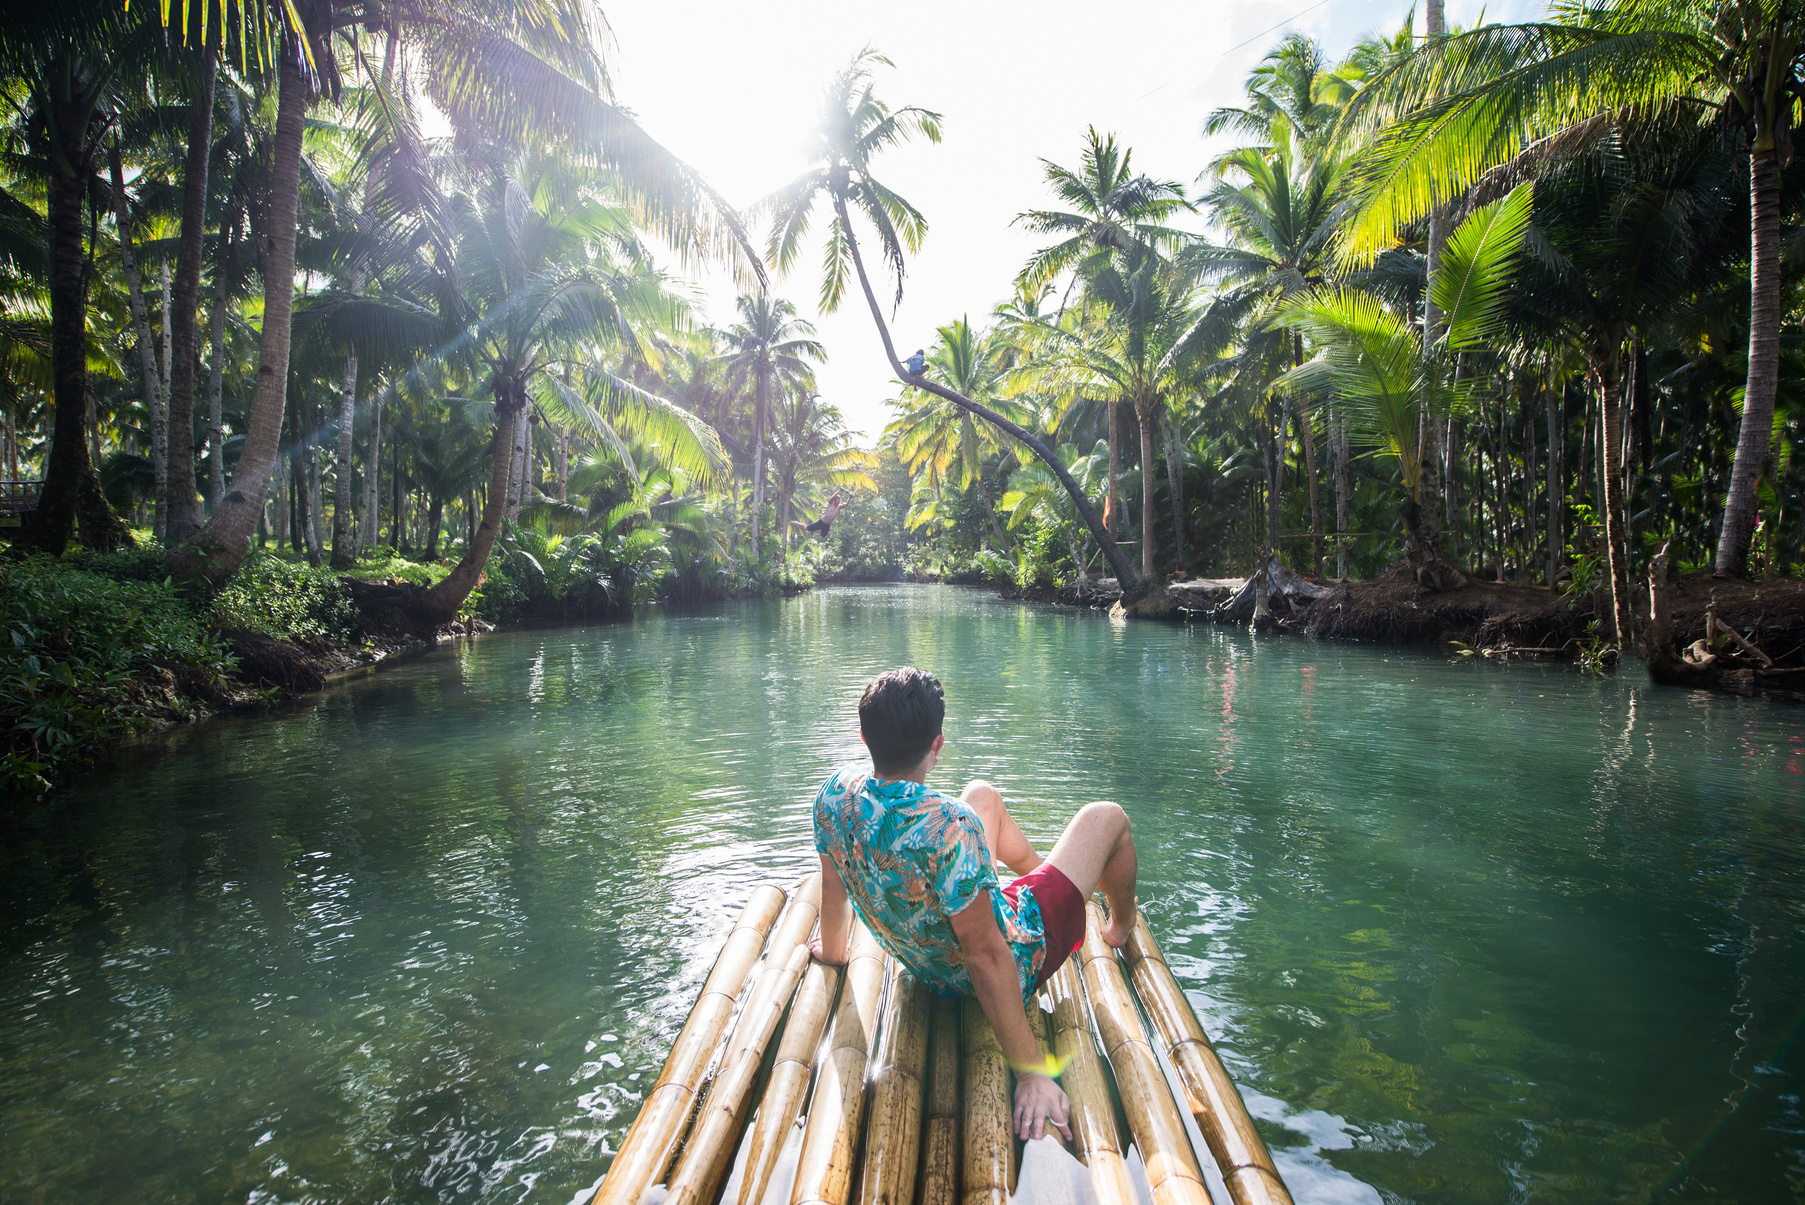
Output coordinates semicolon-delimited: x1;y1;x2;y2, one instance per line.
1044;802;1138;948
960;780;1042;876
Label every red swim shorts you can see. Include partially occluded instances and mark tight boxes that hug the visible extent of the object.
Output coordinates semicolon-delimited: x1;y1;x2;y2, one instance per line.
1003;862;1086;991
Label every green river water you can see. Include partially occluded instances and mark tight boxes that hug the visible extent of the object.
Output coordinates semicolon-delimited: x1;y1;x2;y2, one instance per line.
3;584;1803;1204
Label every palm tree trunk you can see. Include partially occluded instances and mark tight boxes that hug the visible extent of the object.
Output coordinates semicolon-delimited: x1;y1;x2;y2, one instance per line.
1106;402;1121;540
1335;408;1351;578
26;137;94;556
163;53;217;543
303;442;324;567
153;261;170;538
832;194;1138;588
360;396;381;554
1138;405;1157;581
1266;405;1286;553
1716;145;1782;577
168;48;309;586
330;264;365;568
1547;386;1561;586
1299;406;1322;576
424;495;443;560
975;471;1013;554
1592;352;1633;644
204;206;237;507
751;370;767;556
416;393;520;622
1162;415;1185;573
107;145;165;495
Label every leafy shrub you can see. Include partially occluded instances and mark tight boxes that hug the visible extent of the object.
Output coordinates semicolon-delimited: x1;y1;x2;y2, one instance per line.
212;552;360;642
0;556;231;796
347;553;451;588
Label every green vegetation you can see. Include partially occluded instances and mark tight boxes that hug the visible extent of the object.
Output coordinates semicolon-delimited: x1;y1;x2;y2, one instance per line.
0;0;1800;791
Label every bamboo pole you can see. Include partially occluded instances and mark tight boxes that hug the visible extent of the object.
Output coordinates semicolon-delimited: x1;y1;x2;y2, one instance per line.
959;995;1014;1205
734;957;846;1205
792;925;890;1205
917;993;962;1205
592;883;789;1205
1122;917;1293;1205
855;967;931;1205
1043;962;1135;1205
665;878;823;1205
1077;904;1210;1205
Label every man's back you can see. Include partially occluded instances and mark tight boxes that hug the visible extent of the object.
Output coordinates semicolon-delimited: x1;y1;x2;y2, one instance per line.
813;765;1044;997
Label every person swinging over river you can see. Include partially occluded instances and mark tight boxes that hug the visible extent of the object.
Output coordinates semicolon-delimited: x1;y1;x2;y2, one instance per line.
802;492;844;536
811;667;1140;1143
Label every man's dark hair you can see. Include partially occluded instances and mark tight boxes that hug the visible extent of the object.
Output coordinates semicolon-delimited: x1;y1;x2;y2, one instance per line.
859;667;945;774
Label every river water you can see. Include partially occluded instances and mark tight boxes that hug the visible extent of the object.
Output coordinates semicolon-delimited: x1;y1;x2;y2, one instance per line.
3;585;1802;1204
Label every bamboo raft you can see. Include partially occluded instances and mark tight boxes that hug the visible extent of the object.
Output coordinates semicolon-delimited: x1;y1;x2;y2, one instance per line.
591;877;1292;1205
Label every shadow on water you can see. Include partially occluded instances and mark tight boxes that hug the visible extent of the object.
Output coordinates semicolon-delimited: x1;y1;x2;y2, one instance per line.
2;584;1802;1203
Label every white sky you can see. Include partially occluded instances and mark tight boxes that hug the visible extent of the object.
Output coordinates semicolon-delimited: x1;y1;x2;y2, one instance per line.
601;0;1545;443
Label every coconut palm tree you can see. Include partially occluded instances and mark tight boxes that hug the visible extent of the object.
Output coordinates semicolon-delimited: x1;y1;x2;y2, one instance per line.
1278;185;1536;585
410;167;722;623
718;294;822;556
770;392;877;560
160;0;763;589
764;50;1141;588
1333;0;1805;577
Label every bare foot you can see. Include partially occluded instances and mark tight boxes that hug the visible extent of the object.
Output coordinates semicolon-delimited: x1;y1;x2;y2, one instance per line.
1100;898;1138;948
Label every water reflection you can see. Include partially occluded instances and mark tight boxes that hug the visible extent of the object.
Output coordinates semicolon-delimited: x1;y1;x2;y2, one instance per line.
1;584;1801;1203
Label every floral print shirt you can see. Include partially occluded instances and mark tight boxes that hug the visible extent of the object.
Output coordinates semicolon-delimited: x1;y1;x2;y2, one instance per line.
813;764;1045;1000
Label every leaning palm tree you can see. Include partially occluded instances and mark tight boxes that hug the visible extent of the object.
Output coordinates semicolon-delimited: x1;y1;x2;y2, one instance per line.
718;294;823;555
762;50;1141;589
409;168;719;624
888;317;1029;554
1333;0;1805;577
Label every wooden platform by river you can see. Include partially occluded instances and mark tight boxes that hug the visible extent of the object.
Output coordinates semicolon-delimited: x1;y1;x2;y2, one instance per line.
586;877;1292;1205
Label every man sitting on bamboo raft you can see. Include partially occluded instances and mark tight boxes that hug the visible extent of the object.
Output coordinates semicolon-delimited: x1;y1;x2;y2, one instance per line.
810;666;1140;1144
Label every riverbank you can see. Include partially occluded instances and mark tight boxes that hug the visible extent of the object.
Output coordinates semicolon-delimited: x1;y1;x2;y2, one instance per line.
1007;559;1805;691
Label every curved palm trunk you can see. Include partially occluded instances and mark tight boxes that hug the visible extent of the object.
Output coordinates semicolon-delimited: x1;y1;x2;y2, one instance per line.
832;195;1138;589
164;54;217;543
416;395;519;622
1717;146;1781;577
169;50;309;585
1138;405;1157;581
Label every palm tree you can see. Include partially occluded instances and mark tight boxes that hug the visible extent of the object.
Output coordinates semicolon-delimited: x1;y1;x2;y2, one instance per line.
763;50;1141;589
410;167;722;623
1278;185;1536;583
1334;1;1805;577
888;317;1028;554
1190;134;1351;572
1024;254;1206;581
770;392;877;559
163;0;763;589
718;294;822;556
1014;129;1191;541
